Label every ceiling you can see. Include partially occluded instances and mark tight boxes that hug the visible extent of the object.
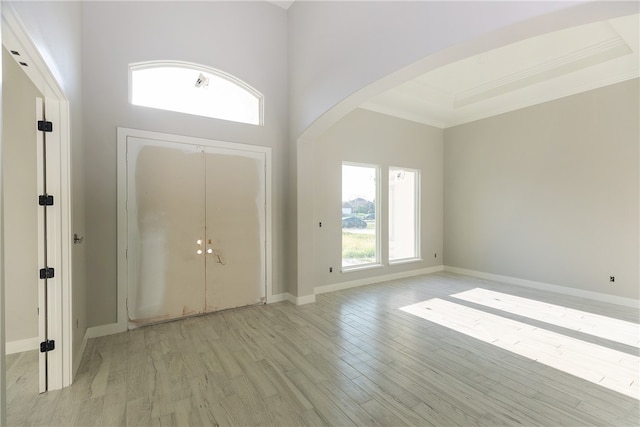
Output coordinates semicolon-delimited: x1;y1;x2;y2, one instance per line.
360;13;639;129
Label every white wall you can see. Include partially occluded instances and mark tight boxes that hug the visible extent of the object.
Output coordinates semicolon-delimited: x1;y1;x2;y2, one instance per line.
4;0;86;370
311;109;443;293
444;79;639;300
1;47;41;346
81;1;289;327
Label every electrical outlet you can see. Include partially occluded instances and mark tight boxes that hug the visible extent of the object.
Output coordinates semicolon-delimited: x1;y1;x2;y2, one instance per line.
610;276;615;282
329;267;333;273
434;253;437;258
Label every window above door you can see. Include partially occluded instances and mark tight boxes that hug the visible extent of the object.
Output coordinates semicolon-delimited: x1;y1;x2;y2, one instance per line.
129;61;263;126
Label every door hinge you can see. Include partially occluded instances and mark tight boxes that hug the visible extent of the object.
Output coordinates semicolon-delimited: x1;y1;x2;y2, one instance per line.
37;120;53;132
40;340;55;353
39;267;55;279
38;194;54;206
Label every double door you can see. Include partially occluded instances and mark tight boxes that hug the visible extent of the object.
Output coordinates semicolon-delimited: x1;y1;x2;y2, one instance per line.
126;137;266;326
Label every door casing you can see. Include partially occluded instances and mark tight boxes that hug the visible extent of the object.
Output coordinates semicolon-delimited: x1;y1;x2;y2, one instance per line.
2;4;74;391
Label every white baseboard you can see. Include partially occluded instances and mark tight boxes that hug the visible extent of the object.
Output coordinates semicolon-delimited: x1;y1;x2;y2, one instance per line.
5;337;39;355
267;293;290;303
269;292;316;305
294;294;316;305
315;265;444;296
444;266;639;309
86;322;126;339
269;266;445;306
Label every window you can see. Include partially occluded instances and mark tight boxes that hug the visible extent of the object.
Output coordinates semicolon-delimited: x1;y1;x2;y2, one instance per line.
129;61;263;125
389;168;420;262
342;163;379;269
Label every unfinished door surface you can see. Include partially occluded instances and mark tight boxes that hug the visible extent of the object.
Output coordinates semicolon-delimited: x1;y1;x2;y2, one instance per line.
204;148;266;312
127;138;206;325
125;135;267;327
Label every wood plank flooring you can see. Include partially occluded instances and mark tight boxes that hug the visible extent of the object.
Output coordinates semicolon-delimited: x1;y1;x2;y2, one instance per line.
6;272;640;426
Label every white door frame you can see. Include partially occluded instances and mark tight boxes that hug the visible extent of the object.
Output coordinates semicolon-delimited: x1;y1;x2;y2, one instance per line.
116;127;273;331
2;4;73;390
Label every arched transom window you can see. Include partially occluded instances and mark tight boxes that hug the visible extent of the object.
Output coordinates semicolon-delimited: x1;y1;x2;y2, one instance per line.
129;61;263;126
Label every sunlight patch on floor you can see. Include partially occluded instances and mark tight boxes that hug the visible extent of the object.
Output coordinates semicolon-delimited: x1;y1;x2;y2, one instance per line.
400;295;640;400
451;288;640;348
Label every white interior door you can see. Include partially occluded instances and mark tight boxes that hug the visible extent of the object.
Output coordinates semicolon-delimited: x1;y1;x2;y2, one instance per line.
127;138;206;325
204;148;266;312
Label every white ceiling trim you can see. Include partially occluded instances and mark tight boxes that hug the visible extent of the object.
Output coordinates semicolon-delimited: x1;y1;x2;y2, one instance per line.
360;13;639;129
454;36;631;109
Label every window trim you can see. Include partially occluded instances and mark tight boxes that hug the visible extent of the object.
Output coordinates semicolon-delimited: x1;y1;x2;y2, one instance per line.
128;60;264;125
341;161;381;271
388;166;421;264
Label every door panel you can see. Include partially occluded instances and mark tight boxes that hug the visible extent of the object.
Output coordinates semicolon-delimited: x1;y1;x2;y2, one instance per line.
127;138;206;324
204;149;265;312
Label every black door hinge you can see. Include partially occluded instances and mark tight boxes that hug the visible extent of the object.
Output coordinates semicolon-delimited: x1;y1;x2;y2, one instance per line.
40;340;55;353
37;120;53;132
38;194;54;206
39;267;55;279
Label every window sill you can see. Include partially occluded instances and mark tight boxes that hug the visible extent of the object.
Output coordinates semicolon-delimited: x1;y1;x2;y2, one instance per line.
341;263;384;273
389;258;423;266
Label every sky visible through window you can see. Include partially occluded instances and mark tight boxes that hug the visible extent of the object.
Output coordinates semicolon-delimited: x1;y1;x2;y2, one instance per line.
342;164;376;202
130;65;261;125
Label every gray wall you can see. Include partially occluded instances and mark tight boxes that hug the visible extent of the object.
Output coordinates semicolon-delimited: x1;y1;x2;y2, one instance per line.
287;1;595;140
444;79;639;299
312;109;443;290
2;48;41;343
287;1;637;300
81;1;289;327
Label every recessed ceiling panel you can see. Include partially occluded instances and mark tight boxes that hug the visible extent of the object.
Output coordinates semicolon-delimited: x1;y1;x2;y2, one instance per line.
361;14;639;128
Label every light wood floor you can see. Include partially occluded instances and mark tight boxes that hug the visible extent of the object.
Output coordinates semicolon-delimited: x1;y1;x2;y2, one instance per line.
6;272;640;426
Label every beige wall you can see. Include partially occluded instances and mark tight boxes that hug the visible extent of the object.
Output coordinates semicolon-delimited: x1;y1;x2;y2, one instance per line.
1;47;42;343
310;109;444;293
444;79;639;299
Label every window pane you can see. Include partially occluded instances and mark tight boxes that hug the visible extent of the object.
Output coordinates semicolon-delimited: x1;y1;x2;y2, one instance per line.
342;164;377;268
389;168;418;261
130;63;262;125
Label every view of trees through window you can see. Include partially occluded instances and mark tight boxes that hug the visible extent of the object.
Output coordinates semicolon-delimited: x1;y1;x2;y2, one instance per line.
342;163;378;268
342;163;420;269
